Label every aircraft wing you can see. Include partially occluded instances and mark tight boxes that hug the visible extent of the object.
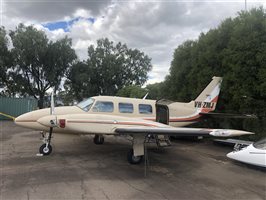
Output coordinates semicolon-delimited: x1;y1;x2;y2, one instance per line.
115;127;254;137
199;112;257;119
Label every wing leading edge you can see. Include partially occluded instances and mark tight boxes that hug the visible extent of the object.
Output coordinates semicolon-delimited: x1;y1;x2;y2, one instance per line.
115;127;254;137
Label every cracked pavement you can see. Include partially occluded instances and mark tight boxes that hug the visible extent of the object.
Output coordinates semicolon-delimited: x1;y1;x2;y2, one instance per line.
1;121;266;200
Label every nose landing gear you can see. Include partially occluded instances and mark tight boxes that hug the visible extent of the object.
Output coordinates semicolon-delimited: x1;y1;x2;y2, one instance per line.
39;143;53;155
39;127;53;155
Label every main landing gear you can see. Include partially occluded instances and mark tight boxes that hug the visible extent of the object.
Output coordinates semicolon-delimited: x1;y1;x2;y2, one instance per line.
126;135;146;165
127;149;143;164
39;127;53;155
93;134;104;145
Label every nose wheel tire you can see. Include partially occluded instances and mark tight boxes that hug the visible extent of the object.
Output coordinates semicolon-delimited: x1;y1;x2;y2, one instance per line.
39;144;53;155
94;135;104;145
127;149;143;164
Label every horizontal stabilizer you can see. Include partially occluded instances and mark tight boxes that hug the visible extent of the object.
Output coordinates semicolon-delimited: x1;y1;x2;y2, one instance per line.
199;112;257;119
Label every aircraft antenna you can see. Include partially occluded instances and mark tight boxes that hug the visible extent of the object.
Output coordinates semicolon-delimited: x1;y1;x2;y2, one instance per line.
143;93;149;100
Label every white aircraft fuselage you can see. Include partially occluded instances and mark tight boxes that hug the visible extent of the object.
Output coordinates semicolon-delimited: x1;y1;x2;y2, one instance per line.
15;76;223;134
14;77;254;164
15;97;204;134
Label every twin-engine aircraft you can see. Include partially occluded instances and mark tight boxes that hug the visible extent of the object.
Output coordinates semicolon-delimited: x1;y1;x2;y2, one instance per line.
15;77;254;164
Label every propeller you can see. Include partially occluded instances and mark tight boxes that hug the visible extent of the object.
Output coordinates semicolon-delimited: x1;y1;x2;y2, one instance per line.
50;90;55;115
45;90;56;150
49;90;57;127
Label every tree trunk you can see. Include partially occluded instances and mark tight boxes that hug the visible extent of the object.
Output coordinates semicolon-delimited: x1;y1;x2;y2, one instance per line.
38;94;45;109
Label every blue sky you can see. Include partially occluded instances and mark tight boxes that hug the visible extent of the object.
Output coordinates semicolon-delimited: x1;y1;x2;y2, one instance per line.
43;17;95;32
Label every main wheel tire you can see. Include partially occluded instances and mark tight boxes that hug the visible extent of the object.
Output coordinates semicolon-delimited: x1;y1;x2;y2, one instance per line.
127;149;143;164
94;135;104;145
39;144;52;155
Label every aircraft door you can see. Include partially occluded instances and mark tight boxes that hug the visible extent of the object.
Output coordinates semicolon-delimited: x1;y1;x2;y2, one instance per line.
156;104;169;125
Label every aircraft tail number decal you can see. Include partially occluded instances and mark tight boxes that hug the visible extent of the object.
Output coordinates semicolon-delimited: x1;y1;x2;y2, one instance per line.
194;101;215;109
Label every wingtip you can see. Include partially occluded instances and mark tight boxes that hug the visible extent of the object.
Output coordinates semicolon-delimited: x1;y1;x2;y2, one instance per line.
209;129;255;137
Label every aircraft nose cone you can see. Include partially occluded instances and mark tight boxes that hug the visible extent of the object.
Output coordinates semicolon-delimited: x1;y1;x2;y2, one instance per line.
14;112;35;128
15;113;28;124
14;116;19;124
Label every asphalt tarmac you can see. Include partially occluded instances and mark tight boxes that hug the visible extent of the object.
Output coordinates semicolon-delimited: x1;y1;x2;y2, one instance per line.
1;121;266;200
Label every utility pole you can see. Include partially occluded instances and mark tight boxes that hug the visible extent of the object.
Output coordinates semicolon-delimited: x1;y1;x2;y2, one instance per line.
245;0;247;11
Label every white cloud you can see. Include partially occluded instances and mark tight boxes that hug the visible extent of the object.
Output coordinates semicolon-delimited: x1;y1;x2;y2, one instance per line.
2;1;265;84
73;9;92;18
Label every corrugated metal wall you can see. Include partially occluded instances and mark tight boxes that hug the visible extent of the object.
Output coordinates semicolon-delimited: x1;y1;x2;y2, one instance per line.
0;97;38;120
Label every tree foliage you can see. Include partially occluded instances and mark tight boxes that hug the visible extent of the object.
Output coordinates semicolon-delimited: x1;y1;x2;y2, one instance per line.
6;24;77;108
158;7;266;140
66;38;152;101
145;82;165;100
116;85;147;98
0;27;12;91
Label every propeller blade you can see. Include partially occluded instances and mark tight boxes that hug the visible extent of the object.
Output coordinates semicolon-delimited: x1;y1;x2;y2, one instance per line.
50;91;55;115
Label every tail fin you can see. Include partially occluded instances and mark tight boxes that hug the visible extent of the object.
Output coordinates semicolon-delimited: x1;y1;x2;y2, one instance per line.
194;77;222;113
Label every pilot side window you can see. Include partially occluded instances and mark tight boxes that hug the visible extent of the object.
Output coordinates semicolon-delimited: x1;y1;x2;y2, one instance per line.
92;101;114;112
119;103;133;113
139;104;152;114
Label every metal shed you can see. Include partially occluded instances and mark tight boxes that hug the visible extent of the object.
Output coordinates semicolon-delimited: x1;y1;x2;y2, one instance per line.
0;97;38;120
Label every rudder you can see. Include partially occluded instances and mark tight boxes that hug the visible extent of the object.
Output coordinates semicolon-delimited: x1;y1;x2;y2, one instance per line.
194;77;222;113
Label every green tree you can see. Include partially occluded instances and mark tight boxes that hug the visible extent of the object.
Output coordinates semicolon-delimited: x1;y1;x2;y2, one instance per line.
66;38;152;100
116;85;147;98
65;61;95;101
0;27;12;94
162;7;266;140
8;24;77;108
145;82;165;100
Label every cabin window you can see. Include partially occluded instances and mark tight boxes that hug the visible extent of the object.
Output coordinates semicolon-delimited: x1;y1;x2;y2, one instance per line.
119;103;133;113
77;98;95;112
92;101;114;112
139;104;152;114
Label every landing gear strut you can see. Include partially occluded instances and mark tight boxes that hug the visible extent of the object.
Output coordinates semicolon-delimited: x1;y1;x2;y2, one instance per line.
39;127;53;155
93;134;104;145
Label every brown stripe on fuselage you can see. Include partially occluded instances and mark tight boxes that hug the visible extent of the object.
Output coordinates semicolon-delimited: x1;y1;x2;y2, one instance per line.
67;120;159;127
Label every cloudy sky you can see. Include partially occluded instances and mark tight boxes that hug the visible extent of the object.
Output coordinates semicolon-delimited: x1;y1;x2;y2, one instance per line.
1;0;265;84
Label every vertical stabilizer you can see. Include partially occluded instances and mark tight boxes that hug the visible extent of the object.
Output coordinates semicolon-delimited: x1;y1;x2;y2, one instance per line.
194;77;222;113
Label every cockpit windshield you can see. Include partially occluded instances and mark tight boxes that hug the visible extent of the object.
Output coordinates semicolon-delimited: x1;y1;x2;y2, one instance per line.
77;98;95;112
253;138;266;150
